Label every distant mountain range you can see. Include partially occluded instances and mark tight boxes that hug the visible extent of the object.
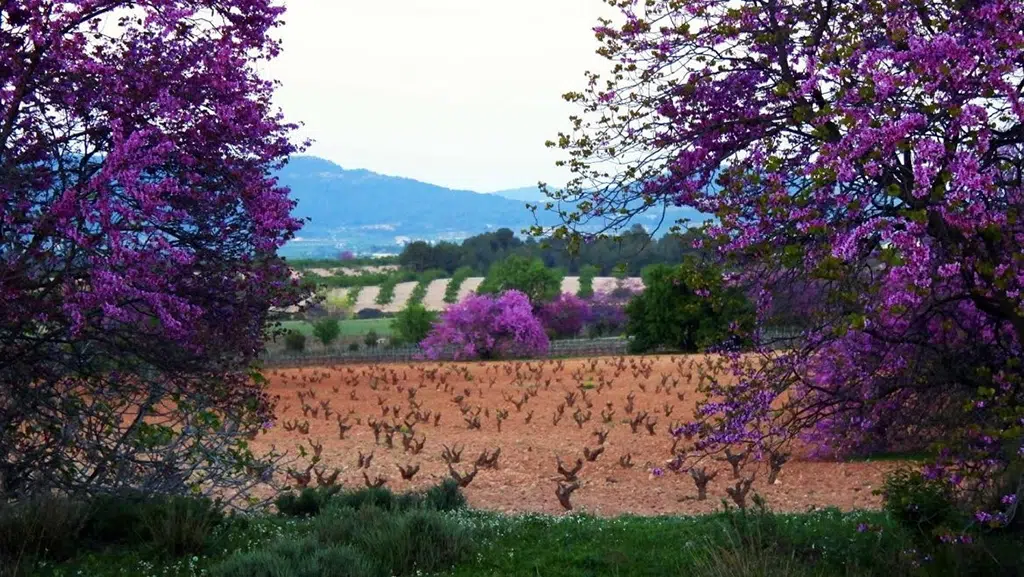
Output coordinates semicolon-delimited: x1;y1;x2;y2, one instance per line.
276;156;702;258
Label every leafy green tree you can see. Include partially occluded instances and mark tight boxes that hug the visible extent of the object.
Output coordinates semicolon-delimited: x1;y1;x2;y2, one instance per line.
284;331;307;352
312;317;342;347
398;240;434;272
577;264;599;299
444;266;475;304
364;330;380;348
477;255;563;304
625;258;753;353
391;304;438;346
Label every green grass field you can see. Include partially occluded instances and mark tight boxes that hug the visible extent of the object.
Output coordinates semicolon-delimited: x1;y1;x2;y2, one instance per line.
24;491;1022;577
277;318;393;337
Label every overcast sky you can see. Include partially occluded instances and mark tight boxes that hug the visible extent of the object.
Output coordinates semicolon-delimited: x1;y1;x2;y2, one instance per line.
263;1;616;193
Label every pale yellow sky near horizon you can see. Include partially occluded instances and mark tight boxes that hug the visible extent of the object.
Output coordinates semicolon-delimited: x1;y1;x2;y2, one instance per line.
264;1;617;193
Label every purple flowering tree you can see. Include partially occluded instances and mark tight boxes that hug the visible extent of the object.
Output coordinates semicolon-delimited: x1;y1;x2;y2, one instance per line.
538;293;592;339
546;0;1024;519
0;1;307;502
585;290;632;337
421;290;549;360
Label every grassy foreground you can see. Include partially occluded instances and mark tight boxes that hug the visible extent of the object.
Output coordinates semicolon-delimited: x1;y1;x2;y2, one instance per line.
9;482;1022;577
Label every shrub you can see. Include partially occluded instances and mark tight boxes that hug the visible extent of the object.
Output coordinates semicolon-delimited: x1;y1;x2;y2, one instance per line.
323;293;351;315
333;486;404;512
276;483;463;519
376;277;398;305
312;317;341;347
1;492;226;573
356;308;384;319
443;266;474;304
364;330;380;348
880;468;962;539
347;342;360;352
284;330;306;352
314;506;472;576
275;486;343;518
421;290;549;360
210;538;376;577
391;304;437;346
538;293;592;339
80;490;152;545
576;264;599;299
137;495;224;557
422;480;466;512
0;494;89;569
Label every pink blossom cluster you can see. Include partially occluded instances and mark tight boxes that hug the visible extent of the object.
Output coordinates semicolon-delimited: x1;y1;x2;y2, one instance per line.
420;290;550;360
537;293;593;338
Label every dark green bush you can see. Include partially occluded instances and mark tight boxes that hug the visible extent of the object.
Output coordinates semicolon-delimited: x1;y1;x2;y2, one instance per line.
284;330;306;352
880;468;962;539
312;317;342;347
210;538;377;577
347;342;360;352
390;303;437;346
138;494;224;556
314;506;472;576
275;486;342;517
422;480;467;512
364;330;379;348
0;494;89;572
79;489;151;545
2;491;225;573
277;482;465;519
333;486;405;512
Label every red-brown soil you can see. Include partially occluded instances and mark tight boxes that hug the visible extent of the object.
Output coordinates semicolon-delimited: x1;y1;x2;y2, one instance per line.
253;355;903;516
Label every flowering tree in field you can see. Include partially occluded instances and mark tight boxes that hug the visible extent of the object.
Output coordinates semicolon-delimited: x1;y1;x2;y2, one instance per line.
421;291;549;360
538;293;592;339
0;1;307;503
586;290;631;337
545;0;1024;520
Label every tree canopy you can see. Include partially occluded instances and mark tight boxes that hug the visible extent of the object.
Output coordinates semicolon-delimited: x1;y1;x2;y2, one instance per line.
397;226;707;276
477;255;564;304
625;259;753;353
0;1;306;501
546;0;1024;521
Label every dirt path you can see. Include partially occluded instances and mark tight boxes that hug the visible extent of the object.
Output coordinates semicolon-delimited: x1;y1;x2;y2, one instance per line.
256;356;900;516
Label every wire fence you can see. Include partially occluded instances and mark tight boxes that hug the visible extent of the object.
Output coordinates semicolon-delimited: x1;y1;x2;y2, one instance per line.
259;327;804;368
